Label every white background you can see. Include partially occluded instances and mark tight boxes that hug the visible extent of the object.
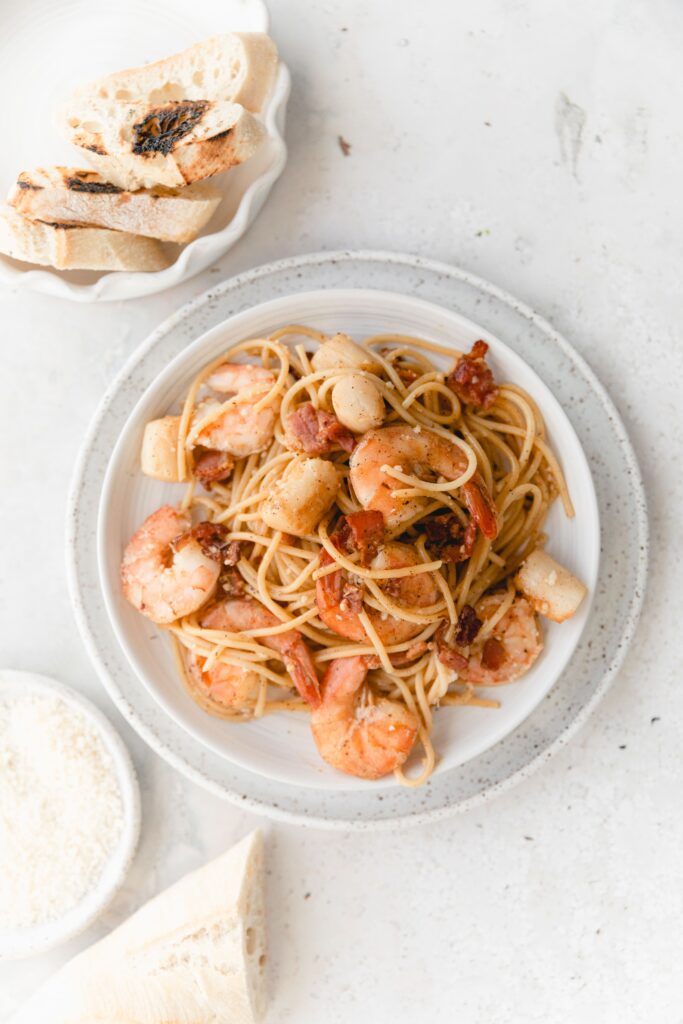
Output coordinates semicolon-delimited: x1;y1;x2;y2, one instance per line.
1;1;682;1020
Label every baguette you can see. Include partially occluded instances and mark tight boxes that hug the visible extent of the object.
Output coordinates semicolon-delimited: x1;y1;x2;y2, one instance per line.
9;168;221;244
66;33;278;114
61;97;265;190
10;830;267;1024
0;203;172;272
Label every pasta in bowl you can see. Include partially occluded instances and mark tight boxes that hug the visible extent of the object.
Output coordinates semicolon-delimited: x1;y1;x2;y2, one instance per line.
111;306;594;789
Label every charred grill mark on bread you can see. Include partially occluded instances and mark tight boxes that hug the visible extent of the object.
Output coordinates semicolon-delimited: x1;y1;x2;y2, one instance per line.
64;173;123;194
16;175;42;191
16;170;123;194
38;221;81;230
132;100;210;156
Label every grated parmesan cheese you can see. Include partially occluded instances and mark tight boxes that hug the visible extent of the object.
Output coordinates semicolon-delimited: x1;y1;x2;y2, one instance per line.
0;694;123;929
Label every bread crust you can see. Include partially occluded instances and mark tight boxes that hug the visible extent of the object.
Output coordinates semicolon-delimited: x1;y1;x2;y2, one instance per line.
9;831;267;1024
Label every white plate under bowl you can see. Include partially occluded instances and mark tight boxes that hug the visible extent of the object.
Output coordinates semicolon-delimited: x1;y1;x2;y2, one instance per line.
97;289;600;792
0;670;140;958
0;0;288;302
68;250;647;829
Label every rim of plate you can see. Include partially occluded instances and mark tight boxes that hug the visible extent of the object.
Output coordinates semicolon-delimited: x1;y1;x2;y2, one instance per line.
0;670;140;957
0;0;289;303
66;250;649;829
96;287;601;790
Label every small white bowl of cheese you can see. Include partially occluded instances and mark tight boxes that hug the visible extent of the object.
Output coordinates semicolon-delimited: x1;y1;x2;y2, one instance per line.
0;670;140;958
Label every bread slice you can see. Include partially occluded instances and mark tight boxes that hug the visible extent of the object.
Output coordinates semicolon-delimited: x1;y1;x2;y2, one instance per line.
0;203;171;272
61;97;264;190
8;167;221;244
66;33;278;114
10;830;267;1024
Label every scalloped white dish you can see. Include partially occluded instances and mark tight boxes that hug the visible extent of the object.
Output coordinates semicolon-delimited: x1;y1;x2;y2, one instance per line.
97;288;600;792
0;0;288;302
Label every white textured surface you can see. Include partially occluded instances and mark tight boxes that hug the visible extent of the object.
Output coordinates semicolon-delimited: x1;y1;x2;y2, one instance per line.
0;1;680;1020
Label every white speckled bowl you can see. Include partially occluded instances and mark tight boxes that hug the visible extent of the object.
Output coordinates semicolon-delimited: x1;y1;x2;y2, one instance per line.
0;670;140;958
97;289;600;791
67;251;648;829
0;0;288;302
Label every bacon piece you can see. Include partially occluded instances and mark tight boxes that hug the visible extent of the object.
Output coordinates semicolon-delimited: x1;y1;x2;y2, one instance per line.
319;512;385;626
438;646;469;673
454;604;482;646
340;582;363;613
379;351;421;387
482;637;506;670
185;522;229;561
396;365;419;385
330;517;352;551
193;449;235;485
446;340;499;410
421;513;477;563
435;621;470;673
287;402;355;455
224;540;241;567
331;510;385;567
346;510;385;565
218;566;245;599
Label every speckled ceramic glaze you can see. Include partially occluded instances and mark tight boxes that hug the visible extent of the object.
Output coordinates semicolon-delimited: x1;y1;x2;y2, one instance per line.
66;251;648;829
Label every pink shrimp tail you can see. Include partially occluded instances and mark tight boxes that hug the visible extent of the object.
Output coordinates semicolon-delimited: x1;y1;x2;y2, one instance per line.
282;643;321;709
463;480;499;540
201;597;321;708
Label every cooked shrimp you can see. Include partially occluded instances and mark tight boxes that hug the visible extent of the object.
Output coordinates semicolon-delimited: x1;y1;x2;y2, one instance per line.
186;652;260;709
121;507;227;625
316;540;439;644
187;363;280;458
207;363;276;393
460;593;543;686
349;424;499;538
310;655;419;780
201;598;320;706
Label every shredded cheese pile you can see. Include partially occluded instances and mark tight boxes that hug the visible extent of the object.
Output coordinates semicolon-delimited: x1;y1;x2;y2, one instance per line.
0;693;124;929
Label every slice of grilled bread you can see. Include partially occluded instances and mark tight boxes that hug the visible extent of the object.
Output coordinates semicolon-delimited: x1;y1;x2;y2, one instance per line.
9;168;221;244
66;33;277;114
0;203;172;272
60;98;264;190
